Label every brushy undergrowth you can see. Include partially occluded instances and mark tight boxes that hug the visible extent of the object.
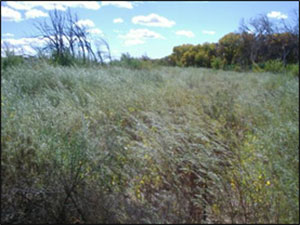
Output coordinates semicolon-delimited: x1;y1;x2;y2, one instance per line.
1;62;299;223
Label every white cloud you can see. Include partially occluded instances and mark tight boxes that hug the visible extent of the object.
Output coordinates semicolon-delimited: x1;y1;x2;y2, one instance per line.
120;29;165;40
25;9;48;19
6;1;100;11
3;33;15;37
2;37;47;48
132;13;175;27
1;37;49;56
1;45;37;57
87;28;103;36
202;30;216;35
119;28;165;46
75;19;95;28
1;6;22;22
175;30;195;38
113;18;124;23
21;45;37;55
267;11;288;19
60;1;101;10
101;1;133;9
5;2;32;10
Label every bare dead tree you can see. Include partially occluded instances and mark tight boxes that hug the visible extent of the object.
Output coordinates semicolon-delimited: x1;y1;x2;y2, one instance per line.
95;43;104;65
238;13;298;65
239;19;259;64
102;39;112;62
94;38;112;65
249;15;275;63
33;8;68;61
280;9;299;36
33;8;110;65
65;8;76;57
279;9;299;64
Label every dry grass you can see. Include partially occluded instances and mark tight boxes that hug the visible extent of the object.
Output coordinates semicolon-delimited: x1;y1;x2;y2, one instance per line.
1;62;299;223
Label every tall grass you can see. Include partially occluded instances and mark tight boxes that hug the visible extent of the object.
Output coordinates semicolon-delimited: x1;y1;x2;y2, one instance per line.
1;62;299;223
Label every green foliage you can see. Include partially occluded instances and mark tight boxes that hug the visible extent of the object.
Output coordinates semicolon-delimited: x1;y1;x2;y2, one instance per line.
1;63;299;223
166;32;298;72
167;43;217;68
120;53;144;69
218;32;242;66
163;12;299;72
110;53;159;70
195;50;210;67
51;51;75;67
264;59;285;73
286;63;299;77
1;51;24;70
211;57;225;70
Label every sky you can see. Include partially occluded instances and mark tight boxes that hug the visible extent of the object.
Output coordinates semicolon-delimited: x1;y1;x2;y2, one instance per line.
1;1;299;59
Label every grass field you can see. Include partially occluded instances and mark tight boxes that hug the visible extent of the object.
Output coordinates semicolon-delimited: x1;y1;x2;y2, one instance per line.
1;62;299;223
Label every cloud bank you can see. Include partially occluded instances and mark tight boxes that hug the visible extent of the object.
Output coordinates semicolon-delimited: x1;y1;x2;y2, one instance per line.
132;13;175;27
267;11;288;19
119;29;165;46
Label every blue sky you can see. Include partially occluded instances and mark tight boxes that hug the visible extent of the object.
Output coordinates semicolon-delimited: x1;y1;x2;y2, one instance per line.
1;1;299;59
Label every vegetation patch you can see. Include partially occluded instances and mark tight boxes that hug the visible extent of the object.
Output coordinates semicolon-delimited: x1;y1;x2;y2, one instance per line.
1;63;298;223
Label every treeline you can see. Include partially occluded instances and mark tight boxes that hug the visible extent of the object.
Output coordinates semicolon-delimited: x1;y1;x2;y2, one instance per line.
2;10;299;76
161;13;299;74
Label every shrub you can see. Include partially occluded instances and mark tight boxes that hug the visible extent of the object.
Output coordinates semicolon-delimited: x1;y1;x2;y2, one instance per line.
211;57;225;70
264;59;284;73
50;51;75;67
1;54;24;70
119;53;141;69
112;53;158;70
286;63;299;77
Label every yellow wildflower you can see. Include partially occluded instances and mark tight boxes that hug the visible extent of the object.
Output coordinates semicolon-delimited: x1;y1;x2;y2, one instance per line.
230;181;235;189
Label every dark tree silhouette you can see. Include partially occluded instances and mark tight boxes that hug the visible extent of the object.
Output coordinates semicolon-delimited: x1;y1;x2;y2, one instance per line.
33;8;110;65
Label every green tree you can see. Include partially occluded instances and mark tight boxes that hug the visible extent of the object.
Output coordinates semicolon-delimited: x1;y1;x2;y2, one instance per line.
218;33;242;66
170;44;193;66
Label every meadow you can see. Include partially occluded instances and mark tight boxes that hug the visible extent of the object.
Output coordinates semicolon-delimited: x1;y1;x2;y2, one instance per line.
1;61;299;223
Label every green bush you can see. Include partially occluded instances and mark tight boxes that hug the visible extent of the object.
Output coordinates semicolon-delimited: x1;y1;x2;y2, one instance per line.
119;53;142;69
1;55;24;70
50;51;75;67
211;57;225;70
111;53;158;70
48;50;102;67
264;59;284;73
286;63;299;77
